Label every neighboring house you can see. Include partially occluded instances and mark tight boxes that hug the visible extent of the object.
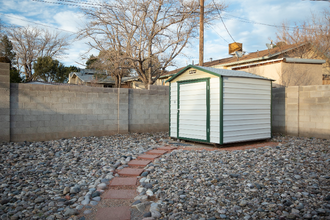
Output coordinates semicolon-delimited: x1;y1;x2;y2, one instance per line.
68;69;141;88
323;74;330;85
25;81;78;86
158;43;326;87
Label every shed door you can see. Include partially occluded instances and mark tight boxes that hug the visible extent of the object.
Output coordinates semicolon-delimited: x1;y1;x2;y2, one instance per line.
178;79;210;142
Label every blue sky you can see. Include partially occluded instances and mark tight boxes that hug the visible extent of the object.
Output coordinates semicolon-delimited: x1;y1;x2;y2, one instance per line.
0;0;329;70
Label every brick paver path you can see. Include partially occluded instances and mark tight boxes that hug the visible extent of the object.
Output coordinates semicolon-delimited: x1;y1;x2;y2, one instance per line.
95;206;131;220
137;154;159;160
117;168;144;176
127;159;152;167
88;145;171;220
145;149;168;155
109;177;137;186
81;141;276;219
103;189;137;199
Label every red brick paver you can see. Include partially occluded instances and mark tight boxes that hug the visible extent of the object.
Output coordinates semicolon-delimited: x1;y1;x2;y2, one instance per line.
146;149;168;155
158;146;177;151
95;206;130;220
109;177;137;186
137;154;160;160
128;159;152;167
103;189;136;199
117;168;144;176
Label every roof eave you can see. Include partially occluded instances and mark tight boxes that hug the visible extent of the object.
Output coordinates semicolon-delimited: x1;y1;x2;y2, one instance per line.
166;65;222;83
218;43;308;67
284;58;326;64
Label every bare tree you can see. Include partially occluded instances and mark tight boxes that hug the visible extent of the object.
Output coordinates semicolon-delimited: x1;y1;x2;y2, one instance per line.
79;0;226;88
88;49;132;88
276;8;330;74
6;26;69;81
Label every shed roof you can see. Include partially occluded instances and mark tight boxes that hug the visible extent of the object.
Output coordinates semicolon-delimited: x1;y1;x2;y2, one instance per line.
166;65;274;83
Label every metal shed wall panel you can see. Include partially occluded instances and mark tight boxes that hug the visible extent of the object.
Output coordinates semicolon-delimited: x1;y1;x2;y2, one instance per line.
210;77;220;143
170;82;177;137
178;82;207;140
223;77;271;144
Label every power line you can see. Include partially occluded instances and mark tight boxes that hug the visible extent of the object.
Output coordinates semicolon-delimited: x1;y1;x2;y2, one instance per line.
54;0;107;7
31;0;103;8
222;13;315;31
0;13;77;34
205;24;229;43
212;0;235;42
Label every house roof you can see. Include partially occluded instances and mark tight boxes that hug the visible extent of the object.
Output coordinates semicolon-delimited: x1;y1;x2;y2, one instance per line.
70;71;140;84
71;72;115;84
166;65;274;83
26;81;79;86
161;43;307;78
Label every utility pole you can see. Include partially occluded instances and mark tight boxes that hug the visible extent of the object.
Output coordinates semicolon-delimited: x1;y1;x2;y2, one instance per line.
199;0;204;66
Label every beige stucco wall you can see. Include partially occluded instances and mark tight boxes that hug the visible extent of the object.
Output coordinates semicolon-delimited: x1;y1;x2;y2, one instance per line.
237;62;282;87
234;62;323;87
281;62;323;86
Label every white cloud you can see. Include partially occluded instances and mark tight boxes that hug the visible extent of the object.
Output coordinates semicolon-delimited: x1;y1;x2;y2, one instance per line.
1;0;329;70
53;11;86;33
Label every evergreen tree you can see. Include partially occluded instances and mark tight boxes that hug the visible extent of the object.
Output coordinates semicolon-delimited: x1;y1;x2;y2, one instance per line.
0;34;22;83
33;56;80;83
0;35;16;62
10;68;22;83
85;55;97;69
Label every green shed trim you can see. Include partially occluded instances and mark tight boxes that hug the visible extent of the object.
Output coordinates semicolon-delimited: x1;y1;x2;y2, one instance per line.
176;82;179;139
220;76;223;144
166;65;274;83
176;78;210;142
166;65;221;83
177;137;211;143
175;77;211;84
271;81;273;138
206;79;210;143
169;83;171;137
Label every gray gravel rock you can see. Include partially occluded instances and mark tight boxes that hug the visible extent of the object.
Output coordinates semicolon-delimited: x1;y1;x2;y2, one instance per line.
143;135;330;220
64;208;78;216
0;132;167;219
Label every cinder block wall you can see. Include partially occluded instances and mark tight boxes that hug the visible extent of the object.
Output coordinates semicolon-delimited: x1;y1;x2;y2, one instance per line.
0;63;10;142
272;85;330;139
10;84;119;142
128;85;169;133
0;64;169;142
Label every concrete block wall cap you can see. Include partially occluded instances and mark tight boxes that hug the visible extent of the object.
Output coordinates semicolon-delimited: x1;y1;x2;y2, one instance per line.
16;83;32;90
0;63;10;70
118;88;129;94
10;83;19;89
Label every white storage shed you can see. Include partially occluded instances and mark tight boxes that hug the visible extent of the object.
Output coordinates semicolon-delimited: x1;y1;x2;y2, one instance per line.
166;65;274;144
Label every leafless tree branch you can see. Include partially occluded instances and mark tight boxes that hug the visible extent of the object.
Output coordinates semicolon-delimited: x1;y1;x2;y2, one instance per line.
78;0;226;88
6;26;69;81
